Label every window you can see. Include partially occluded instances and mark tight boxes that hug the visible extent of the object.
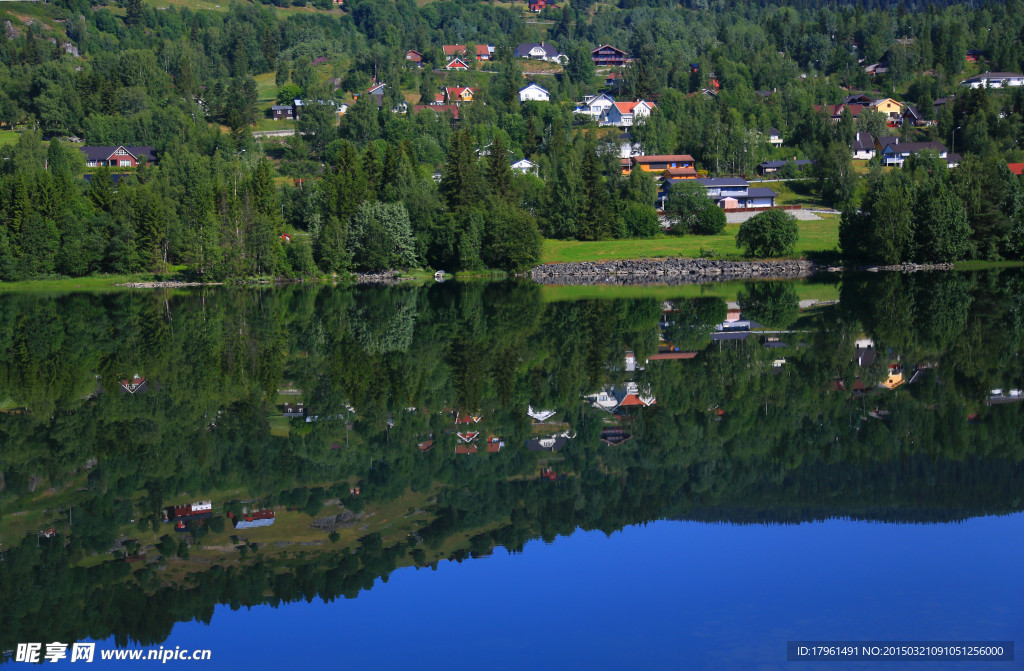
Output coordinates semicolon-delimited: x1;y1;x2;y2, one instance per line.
120;159;132;167
115;148;128;155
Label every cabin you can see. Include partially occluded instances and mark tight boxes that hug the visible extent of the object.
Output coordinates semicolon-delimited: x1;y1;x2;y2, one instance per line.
81;146;156;168
900;105;929;126
405;50;423;66
366;83;387;107
518;83;550;103
966;49;983;62
591;44;629;67
271;105;295;120
601;100;656;128
767;127;783;147
168;500;213;523
960;72;1024;88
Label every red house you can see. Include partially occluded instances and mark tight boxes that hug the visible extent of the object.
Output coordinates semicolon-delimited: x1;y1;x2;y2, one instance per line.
81;145;156;168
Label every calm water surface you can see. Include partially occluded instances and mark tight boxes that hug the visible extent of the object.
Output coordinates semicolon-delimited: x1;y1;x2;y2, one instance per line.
1;271;1021;669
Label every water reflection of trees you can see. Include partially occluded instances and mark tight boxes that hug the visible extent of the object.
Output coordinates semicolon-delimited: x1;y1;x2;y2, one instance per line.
0;271;1022;650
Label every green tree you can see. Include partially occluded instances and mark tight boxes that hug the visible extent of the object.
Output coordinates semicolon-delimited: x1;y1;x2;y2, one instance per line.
735;209;799;257
665;180;724;235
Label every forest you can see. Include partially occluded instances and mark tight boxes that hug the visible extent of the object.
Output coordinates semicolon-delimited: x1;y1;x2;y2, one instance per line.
1;0;1024;279
1;270;1023;649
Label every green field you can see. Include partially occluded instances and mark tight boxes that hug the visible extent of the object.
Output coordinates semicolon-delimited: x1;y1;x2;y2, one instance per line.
540;216;840;265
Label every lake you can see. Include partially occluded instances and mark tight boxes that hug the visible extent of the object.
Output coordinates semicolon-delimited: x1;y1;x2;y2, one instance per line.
0;270;1021;669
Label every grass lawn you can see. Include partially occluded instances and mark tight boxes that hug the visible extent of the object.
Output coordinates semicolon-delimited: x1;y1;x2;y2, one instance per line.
540;215;839;265
0;130;21;146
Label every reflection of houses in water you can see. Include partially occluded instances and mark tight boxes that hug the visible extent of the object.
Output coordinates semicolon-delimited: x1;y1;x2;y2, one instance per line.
588;382;656;412
281;402;305;418
526;429;575;452
527;406;556;422
231;510;275;529
711;318;763;342
120;375;148;394
165;500;213;531
455;431;479;454
455;412;482;424
987;388;1024;405
417;438;434;452
486;437;504;452
600;427;632;445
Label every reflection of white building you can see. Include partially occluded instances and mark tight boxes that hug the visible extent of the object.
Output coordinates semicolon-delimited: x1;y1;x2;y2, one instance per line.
587;382;656;411
528;405;556;422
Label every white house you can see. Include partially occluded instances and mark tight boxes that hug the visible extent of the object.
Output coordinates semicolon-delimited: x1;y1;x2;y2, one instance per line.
768;127;783;147
575;93;615;119
879;141;949;167
510;158;539;175
852;132;875;160
515;42;568;64
960;72;1024;88
601;100;656;127
518;83;550;103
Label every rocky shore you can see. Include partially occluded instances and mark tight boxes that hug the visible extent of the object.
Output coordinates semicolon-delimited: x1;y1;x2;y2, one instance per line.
530;258;819;285
354;270;409;284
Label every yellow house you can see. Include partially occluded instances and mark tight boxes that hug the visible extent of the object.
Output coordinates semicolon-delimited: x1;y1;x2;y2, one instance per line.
870;98;905;121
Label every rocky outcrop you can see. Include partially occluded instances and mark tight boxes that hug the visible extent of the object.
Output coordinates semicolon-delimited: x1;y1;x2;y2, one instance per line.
354;270;409;284
531;258;818;285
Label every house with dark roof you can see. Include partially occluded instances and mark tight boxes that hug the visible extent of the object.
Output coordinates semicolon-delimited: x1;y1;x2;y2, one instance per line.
852;132;875;160
591;44;629;67
966;49;984;62
766;127;783;147
880;140;950;167
81;146;156;168
757;159;813;175
681;177;776;209
843;93;874;105
271;105;295;120
900;105;930;126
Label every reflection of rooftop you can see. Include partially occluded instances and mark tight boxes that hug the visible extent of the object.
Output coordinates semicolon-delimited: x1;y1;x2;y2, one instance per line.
526;430;575;452
987;389;1024;404
588;383;656;411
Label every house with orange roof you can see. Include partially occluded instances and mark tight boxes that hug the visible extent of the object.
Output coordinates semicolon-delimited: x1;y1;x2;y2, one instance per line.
1008;163;1024;176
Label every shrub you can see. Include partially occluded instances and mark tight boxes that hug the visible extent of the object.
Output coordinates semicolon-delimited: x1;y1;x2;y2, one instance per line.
735;209;798;257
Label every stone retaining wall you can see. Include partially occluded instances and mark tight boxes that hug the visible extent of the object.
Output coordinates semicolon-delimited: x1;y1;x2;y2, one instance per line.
530;258;818;285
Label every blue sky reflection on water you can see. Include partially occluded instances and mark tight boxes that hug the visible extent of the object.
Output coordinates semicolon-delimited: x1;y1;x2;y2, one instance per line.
106;514;1022;671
